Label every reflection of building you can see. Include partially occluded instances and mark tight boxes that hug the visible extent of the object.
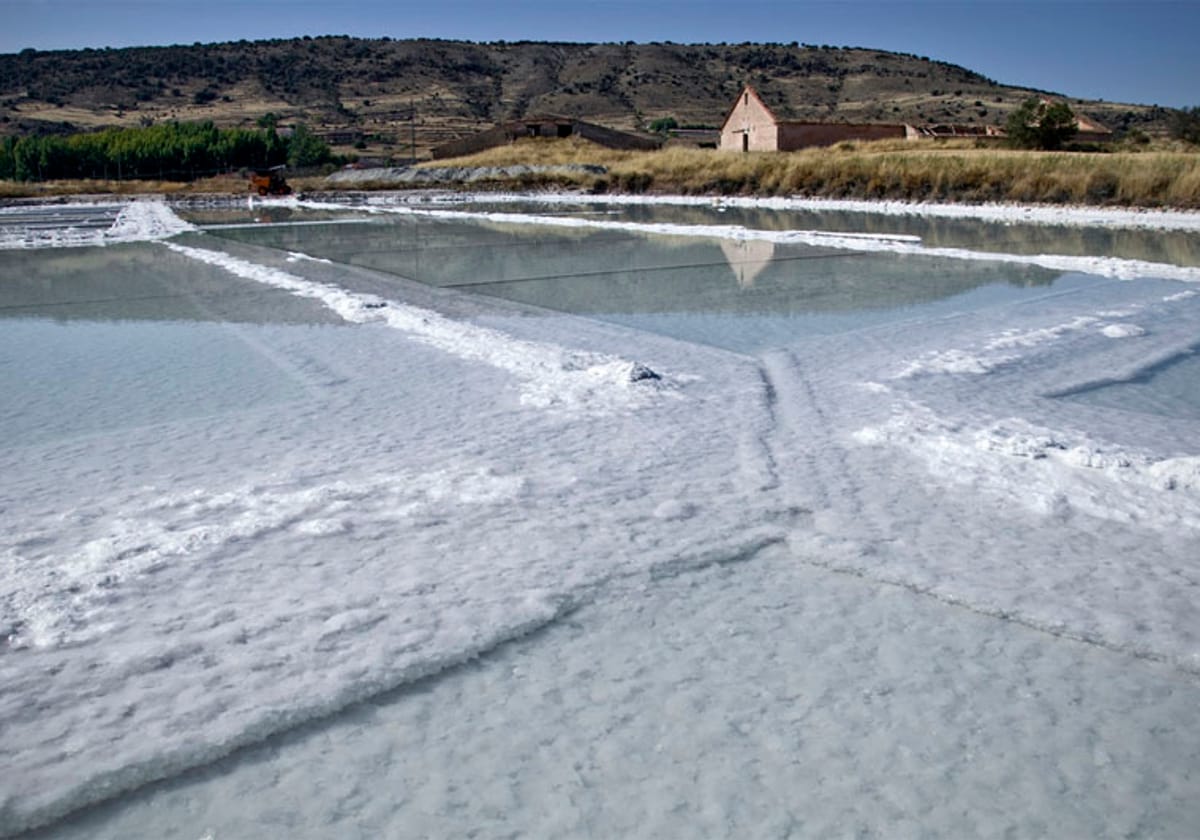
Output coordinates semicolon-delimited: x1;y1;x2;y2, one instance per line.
719;238;776;288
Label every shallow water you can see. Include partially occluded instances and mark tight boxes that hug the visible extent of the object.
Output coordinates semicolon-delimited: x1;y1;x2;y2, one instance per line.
1061;347;1200;420
462;198;1200;267
0;242;344;447
0;318;324;447
201;214;1091;353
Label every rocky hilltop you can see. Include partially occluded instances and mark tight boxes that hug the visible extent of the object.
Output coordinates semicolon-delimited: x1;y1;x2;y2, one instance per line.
0;38;1172;157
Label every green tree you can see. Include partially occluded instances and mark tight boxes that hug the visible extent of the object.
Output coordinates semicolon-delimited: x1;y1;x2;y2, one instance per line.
648;116;678;135
0;122;288;182
1006;97;1078;150
286;123;331;168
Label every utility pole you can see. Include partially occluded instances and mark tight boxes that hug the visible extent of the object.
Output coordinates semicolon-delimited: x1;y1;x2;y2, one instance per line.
410;99;416;164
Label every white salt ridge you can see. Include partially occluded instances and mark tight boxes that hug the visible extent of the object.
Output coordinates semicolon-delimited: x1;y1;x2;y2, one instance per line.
108;200;197;242
862;305;1198;523
298;199;1200;283
1163;289;1198;302
0;200;195;249
855;408;1200;532
164;242;670;413
875;291;1200;530
353;191;1200;232
285;250;333;264
1101;323;1146;338
895;300;1161;378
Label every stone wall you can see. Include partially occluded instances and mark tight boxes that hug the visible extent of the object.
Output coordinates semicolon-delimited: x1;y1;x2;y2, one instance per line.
776;122;907;149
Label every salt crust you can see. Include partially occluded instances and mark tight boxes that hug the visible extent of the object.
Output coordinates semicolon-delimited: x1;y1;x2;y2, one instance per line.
0;200;194;249
4;197;1200;836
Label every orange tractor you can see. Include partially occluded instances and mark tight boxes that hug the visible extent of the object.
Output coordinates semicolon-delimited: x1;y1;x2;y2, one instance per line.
249;165;292;196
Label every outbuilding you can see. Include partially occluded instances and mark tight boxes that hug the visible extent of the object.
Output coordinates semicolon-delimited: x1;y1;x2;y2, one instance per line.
431;116;662;160
720;86;907;151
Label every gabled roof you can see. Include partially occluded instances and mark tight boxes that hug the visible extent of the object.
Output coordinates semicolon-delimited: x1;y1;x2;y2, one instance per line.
720;85;781;131
750;85;810;122
722;85;906;131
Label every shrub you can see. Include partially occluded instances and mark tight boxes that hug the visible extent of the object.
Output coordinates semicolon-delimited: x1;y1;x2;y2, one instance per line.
1169;106;1200;144
648;116;678;134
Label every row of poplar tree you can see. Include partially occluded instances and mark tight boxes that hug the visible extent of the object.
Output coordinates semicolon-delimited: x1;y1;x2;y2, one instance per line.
0;121;332;182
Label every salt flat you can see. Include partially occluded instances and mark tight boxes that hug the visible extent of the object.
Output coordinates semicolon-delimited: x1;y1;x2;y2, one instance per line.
2;194;1198;837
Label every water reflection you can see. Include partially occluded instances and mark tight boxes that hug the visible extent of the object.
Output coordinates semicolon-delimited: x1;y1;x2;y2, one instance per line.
720;239;776;288
208;216;1061;319
473;201;1200;268
0;243;339;325
173;204;369;228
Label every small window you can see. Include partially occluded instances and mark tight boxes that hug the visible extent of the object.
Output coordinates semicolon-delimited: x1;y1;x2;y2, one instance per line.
744;92;749;106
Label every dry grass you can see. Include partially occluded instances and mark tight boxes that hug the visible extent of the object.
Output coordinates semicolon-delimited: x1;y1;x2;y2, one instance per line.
0;172;327;200
426;138;1200;209
5;138;1199;209
0;178;190;199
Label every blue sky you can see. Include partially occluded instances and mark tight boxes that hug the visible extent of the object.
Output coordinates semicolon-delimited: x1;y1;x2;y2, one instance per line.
3;0;1197;108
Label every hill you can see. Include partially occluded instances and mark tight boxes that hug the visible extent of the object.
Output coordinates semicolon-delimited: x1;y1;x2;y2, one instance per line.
0;37;1175;160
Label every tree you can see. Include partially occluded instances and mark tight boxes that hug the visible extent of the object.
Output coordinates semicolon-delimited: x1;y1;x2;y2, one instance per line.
0;122;287;182
1169;106;1200;145
648;116;678;135
286;122;331;168
1006;97;1078;150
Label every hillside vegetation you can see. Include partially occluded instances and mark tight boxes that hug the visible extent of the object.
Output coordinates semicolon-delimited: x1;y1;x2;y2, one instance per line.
0;38;1176;159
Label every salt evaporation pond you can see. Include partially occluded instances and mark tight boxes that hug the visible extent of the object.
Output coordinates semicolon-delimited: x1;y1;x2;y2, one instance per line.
2;195;1200;838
